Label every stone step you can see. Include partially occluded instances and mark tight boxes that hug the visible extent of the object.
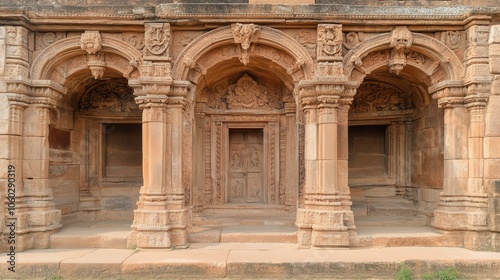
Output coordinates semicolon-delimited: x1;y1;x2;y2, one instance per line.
192;206;296;227
50;221;133;249
189;225;297;243
354;215;428;226
351;225;463;248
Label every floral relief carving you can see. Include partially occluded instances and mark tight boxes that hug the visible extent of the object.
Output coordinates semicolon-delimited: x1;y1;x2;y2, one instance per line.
36;32;66;50
317;24;343;61
204;74;283;110
231;23;260;65
351;82;411;114
144;23;171;59
78;78;139;113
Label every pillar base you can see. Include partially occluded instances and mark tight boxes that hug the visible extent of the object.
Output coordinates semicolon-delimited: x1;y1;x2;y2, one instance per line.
296;208;354;247
433;209;489;231
132;209;189;249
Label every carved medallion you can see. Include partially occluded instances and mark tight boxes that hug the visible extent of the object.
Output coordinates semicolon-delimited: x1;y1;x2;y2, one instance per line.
144;23;171;58
317;24;343;61
442;31;461;49
343;32;364;50
204;74;283;110
78;78;139;113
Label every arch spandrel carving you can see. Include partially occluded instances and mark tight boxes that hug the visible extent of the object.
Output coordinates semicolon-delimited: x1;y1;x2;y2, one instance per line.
172;25;314;83
31;33;143;82
344;32;464;84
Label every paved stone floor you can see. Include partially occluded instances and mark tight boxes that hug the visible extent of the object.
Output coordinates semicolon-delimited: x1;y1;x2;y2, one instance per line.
1;243;499;279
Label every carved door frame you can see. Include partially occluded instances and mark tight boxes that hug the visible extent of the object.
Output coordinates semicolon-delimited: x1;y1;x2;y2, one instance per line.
210;115;280;205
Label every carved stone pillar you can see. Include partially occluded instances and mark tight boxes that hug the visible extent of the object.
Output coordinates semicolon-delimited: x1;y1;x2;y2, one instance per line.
296;82;355;247
485;24;500;251
431;82;489;234
130;81;190;249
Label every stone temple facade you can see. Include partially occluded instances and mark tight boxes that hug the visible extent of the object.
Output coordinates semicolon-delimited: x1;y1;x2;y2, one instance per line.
0;0;500;252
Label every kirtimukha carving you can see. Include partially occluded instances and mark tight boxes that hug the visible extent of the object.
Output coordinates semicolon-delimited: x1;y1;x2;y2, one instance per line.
317;24;343;61
388;26;413;75
231;23;260;65
144;23;171;60
80;31;102;54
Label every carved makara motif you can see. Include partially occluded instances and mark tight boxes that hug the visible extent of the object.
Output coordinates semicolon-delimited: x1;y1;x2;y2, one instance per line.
317;24;343;61
388;26;413;75
205;74;283;110
145;23;171;58
80;31;102;54
78;78;139;113
231;23;260;65
351;82;411;114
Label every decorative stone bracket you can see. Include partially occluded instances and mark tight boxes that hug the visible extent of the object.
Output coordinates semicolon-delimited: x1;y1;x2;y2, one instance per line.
388;26;413;75
80;31;106;79
231;23;260;65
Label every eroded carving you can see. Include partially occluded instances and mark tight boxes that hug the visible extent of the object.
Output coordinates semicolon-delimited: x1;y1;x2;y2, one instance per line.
87;53;106;79
317;24;343;61
231;23;260;65
442;31;461;49
343;32;364;50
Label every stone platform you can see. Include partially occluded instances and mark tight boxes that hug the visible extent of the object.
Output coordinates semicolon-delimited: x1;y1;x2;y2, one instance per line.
2;244;500;279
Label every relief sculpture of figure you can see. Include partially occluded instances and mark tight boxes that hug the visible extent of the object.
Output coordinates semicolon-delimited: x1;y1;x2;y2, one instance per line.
231;152;242;168
250;151;259;168
232;180;244;198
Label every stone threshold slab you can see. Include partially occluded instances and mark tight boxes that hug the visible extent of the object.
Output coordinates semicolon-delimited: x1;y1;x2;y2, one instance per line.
0;245;499;279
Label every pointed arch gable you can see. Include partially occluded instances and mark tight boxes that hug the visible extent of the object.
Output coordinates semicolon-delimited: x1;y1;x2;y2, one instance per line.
172;25;315;82
31;33;143;81
343;32;464;83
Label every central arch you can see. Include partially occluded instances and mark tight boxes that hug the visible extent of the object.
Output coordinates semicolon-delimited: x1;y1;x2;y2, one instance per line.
179;24;311;235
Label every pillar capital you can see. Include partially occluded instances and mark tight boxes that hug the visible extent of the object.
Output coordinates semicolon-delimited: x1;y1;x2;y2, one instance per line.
430;80;466;108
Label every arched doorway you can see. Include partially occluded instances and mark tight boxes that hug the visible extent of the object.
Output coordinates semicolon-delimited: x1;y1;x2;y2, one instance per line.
171;24;314;242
